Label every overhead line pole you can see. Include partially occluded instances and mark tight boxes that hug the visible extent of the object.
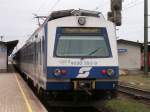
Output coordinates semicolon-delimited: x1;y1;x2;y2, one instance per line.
144;0;149;75
0;36;4;41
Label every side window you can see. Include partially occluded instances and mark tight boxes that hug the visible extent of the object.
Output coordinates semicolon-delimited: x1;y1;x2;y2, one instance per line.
35;34;38;38
39;39;42;65
42;36;44;53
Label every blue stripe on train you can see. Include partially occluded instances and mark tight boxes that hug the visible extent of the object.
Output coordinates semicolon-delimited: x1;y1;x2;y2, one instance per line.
46;81;118;90
47;66;119;79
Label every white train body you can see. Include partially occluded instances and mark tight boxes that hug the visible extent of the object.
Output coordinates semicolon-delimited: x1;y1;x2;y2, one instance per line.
47;16;118;66
14;10;119;92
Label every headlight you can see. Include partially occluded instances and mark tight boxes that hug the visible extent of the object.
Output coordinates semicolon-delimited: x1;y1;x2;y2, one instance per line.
78;17;86;25
54;69;61;76
53;69;67;76
107;69;114;76
101;69;107;75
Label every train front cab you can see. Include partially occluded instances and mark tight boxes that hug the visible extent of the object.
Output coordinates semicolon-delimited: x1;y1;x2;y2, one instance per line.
46;67;119;91
47;27;119;95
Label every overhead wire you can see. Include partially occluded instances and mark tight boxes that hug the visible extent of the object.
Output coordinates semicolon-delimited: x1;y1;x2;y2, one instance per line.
92;0;109;11
117;0;144;40
36;0;61;15
91;0;145;41
122;0;143;11
123;0;138;7
34;0;61;26
36;0;49;14
47;0;61;14
93;0;143;12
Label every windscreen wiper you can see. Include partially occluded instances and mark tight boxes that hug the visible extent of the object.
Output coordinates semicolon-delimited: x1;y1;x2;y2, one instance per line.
88;47;103;56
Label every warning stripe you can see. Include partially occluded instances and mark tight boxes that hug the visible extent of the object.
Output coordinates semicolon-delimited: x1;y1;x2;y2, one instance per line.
15;74;33;112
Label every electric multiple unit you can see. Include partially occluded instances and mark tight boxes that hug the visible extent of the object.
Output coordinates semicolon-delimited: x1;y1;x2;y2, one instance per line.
13;9;119;96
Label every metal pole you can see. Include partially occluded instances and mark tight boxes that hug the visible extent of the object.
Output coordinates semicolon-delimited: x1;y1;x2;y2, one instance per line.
144;0;148;75
0;36;3;41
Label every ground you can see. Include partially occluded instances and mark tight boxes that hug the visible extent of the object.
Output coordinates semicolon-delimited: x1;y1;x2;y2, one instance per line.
119;72;150;91
105;71;150;112
104;98;150;112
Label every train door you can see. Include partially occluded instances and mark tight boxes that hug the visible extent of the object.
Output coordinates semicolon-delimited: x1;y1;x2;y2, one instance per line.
37;38;42;82
39;35;45;89
34;34;39;86
35;34;43;88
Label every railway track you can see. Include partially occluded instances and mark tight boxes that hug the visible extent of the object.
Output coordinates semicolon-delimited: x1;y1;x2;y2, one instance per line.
46;106;101;112
19;71;108;112
43;99;107;112
118;83;150;100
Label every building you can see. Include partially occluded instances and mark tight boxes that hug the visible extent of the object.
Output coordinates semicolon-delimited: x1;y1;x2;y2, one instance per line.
0;42;7;70
117;39;142;70
0;40;18;71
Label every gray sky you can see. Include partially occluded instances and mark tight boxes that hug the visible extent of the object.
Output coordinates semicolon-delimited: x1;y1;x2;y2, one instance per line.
0;0;149;48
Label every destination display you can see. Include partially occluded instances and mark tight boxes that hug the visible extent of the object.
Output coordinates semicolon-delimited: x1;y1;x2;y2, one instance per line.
62;28;101;34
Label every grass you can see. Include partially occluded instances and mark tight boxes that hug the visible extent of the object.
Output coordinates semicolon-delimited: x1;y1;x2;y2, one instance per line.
119;74;150;91
105;98;150;112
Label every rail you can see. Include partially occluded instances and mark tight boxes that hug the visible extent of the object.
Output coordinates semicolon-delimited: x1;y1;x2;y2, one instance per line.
118;83;150;100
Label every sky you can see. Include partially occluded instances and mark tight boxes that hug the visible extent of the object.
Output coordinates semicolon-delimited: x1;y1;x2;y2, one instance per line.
0;0;149;48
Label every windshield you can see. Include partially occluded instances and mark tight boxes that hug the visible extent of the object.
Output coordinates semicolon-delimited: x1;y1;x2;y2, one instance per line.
55;35;110;57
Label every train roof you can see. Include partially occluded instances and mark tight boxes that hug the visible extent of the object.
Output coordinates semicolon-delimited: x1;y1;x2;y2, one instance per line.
25;9;103;47
27;9;102;42
42;9;101;28
47;9;101;21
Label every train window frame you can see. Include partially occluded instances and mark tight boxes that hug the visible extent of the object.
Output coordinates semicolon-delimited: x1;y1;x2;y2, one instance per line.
53;27;112;58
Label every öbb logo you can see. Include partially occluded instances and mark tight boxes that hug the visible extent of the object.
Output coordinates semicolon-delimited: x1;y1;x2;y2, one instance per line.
77;67;92;78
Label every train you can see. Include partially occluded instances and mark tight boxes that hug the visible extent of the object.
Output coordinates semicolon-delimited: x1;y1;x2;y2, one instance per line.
13;9;119;99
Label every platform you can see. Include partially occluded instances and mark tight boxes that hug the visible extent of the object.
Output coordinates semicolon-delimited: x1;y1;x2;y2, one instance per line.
0;72;47;112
